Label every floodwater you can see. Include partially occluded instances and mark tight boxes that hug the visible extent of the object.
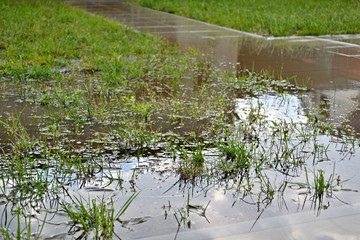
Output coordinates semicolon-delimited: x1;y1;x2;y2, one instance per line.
64;1;360;238
0;0;359;239
66;0;360;135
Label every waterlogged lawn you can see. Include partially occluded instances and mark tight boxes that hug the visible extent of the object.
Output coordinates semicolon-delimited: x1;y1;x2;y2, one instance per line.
0;0;360;239
128;0;360;37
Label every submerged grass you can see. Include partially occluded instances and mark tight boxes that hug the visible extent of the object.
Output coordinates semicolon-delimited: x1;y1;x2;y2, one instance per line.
0;0;359;238
128;0;360;37
62;192;138;239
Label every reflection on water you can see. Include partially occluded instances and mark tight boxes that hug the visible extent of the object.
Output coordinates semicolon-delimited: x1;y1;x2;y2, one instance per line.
235;93;308;123
1;1;358;239
168;32;360;133
67;0;360;134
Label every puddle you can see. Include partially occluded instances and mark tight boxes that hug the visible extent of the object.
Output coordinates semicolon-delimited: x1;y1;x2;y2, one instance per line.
0;1;359;239
2;87;359;239
235;93;308;123
66;0;360;135
0;96;46;141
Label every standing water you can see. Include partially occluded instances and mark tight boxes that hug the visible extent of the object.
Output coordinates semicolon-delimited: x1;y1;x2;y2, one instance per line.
67;0;360;134
0;0;359;239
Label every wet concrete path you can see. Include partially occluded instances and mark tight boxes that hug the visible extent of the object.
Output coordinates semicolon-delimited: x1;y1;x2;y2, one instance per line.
65;0;360;133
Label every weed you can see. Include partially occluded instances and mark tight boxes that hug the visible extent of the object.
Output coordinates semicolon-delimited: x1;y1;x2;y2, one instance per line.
62;196;115;239
61;192;138;239
177;146;205;180
216;134;253;176
168;193;210;230
0;111;34;154
305;168;335;202
0;205;46;240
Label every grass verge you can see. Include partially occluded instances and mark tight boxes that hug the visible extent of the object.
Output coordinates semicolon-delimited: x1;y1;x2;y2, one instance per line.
127;0;360;37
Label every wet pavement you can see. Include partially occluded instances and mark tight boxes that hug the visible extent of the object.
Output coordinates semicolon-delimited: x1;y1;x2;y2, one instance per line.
142;203;360;240
62;1;360;239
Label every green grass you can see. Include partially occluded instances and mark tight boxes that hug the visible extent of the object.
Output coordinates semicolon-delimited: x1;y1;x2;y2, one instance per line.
0;0;359;238
61;193;138;239
128;0;360;37
0;0;167;80
0;0;232;132
216;134;253;176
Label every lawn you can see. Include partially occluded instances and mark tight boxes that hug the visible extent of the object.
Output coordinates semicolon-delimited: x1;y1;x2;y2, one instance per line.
128;0;360;37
